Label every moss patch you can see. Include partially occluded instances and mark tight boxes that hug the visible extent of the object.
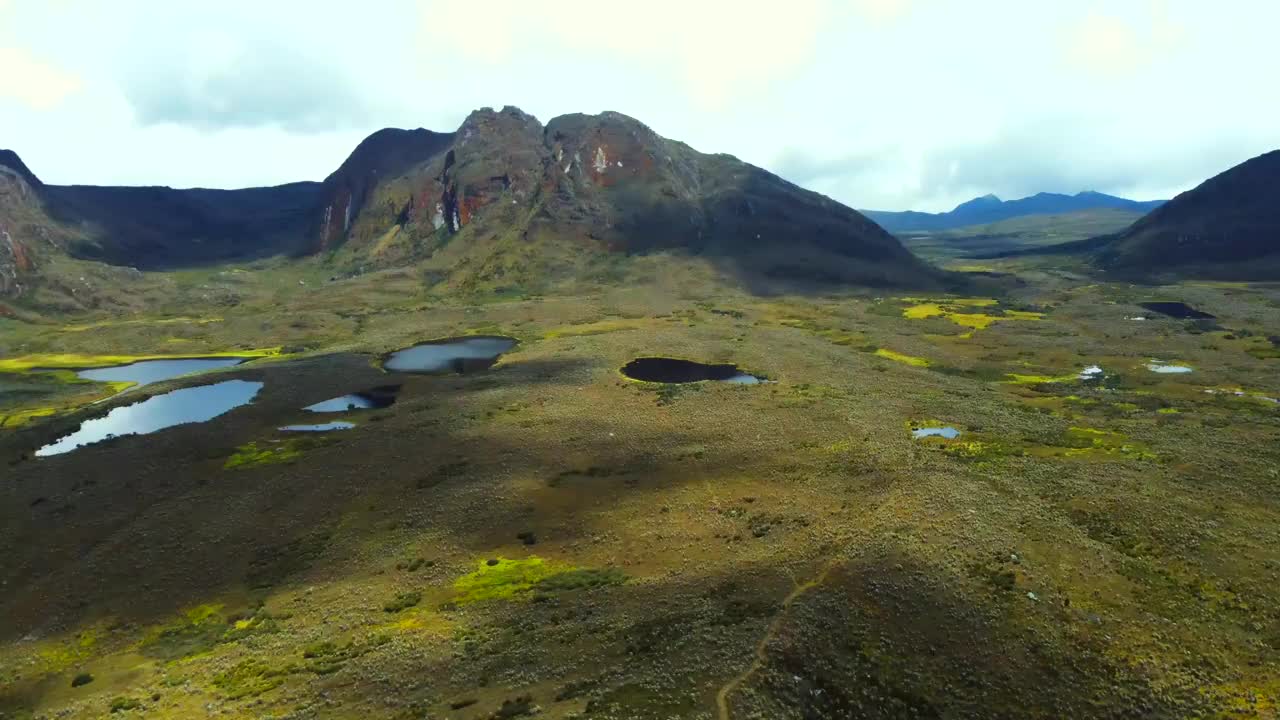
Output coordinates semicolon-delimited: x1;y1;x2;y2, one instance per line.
875;348;930;367
224;437;337;469
451;558;627;605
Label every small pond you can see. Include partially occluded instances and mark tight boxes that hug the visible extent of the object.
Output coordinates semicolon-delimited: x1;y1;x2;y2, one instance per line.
912;426;960;440
305;386;399;413
72;357;249;388
620;357;763;384
1147;361;1193;374
1139;302;1215;320
36;380;263;457
383;336;517;374
1078;365;1103;380
280;421;355;432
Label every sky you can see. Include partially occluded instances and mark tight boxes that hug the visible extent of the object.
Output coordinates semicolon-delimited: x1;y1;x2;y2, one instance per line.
1;0;1277;212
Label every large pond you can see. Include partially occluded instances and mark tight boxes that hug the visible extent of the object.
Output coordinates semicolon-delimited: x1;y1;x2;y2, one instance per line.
383;337;518;374
1139;302;1215;320
36;380;263;457
71;357;248;388
620;357;762;384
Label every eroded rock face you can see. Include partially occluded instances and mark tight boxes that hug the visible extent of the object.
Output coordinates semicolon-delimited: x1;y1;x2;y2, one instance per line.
313;128;454;252
0;160;40;298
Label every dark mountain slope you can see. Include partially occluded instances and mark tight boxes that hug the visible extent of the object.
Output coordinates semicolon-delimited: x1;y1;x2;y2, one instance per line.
43;182;322;268
1090;150;1280;277
865;191;1165;233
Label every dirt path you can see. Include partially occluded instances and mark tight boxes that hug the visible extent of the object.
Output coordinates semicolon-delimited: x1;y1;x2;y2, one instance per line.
714;559;840;720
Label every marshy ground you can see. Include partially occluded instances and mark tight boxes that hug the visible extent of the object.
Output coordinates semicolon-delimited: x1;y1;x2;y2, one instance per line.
1;255;1278;719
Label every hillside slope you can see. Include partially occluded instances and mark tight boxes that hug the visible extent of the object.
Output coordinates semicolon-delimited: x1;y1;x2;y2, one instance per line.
1090;149;1280;277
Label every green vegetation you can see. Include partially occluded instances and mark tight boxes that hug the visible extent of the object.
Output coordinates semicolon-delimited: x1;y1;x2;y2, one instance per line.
382;591;422;613
223;437;337;469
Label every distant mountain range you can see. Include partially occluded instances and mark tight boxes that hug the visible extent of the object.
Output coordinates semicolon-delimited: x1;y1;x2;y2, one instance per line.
0;107;942;306
863;192;1166;233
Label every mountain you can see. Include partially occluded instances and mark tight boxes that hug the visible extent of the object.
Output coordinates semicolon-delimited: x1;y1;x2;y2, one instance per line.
0;107;939;301
313;107;936;289
1087;150;1280;278
864;191;1165;233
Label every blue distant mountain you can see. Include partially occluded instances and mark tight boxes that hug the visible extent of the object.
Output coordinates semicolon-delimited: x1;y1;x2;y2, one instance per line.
862;191;1166;233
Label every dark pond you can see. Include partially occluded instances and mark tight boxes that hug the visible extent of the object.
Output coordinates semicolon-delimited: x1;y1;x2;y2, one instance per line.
72;357;248;388
1139;302;1215;320
36;380;264;457
383;336;518;374
280;421;355;432
620;357;763;384
305;385;399;413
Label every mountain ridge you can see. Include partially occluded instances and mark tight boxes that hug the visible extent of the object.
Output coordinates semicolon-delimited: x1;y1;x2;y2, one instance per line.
864;191;1165;233
0;106;943;303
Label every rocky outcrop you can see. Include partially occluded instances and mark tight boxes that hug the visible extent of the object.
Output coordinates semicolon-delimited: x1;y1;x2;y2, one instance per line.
0;155;42;297
313;128;454;251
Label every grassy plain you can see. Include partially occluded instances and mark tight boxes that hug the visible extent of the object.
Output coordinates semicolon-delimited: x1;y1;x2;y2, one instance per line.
1;251;1278;719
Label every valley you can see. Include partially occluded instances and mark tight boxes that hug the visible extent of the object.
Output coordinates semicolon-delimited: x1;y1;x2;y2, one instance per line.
1;250;1278;719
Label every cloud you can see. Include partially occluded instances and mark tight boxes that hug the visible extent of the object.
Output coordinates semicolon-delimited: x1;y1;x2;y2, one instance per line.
415;0;826;110
0;46;81;110
120;29;384;133
849;0;911;24
916;113;1263;203
1062;0;1187;77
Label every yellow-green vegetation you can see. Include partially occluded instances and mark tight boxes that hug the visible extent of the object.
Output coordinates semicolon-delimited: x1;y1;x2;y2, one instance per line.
139;604;278;660
451;557;627;605
1027;426;1157;462
542;318;649;339
0;348;281;373
874;348;930;367
35;627;103;674
223;437;337;469
900;297;1043;332
60;316;224;333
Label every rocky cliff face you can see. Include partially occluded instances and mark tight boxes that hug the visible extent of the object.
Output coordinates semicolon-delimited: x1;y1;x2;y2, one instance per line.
0;153;47;298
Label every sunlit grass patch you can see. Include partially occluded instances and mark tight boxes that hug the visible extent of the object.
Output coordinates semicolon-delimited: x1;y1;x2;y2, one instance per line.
874;348;930;367
60;316;224;333
542;318;648;339
224;437;337;470
451;557;627;605
899;297;1043;333
0;348;281;373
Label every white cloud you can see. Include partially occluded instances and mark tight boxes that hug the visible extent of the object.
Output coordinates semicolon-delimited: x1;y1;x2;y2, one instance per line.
415;0;826;110
0;46;81;110
1;0;1276;211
